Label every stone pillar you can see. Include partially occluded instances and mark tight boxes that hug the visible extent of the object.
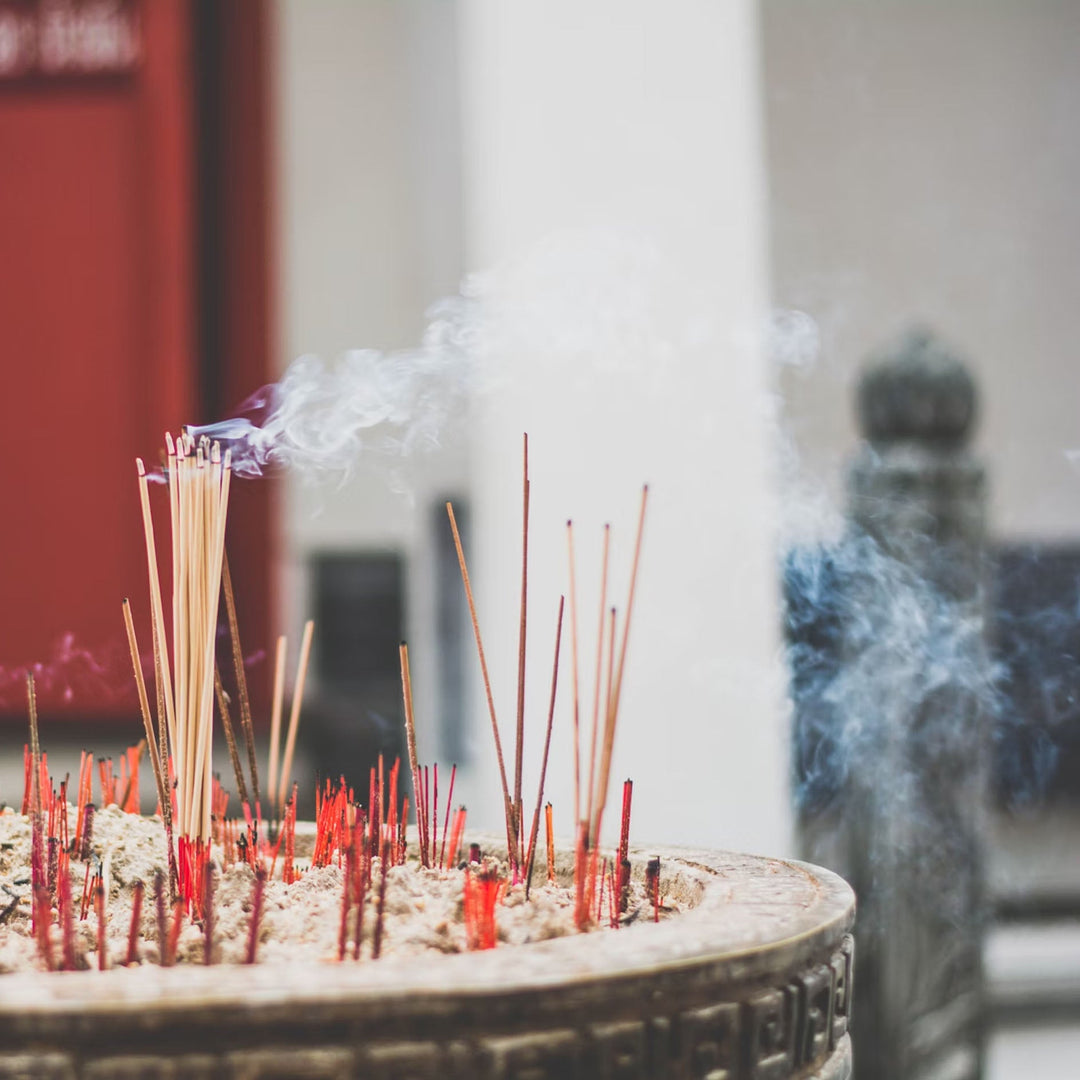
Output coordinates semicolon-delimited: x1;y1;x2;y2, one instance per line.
788;328;990;1080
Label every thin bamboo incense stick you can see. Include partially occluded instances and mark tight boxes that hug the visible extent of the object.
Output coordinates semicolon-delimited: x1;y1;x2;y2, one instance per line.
525;595;564;896
399;643;426;866
267;634;287;817
136;459;177;757
590;605;617;847
445;501;518;861
566;521;581;829
513;433;530;848
277;619;315;815
591;485;648;852
121;599;166;810
584;523;610;837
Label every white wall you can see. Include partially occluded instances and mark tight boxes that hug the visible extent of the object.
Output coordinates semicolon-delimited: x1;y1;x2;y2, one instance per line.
456;0;788;854
763;0;1080;541
274;0;466;742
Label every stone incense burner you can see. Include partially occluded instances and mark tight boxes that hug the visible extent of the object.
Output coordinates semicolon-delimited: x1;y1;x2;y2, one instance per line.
0;837;854;1080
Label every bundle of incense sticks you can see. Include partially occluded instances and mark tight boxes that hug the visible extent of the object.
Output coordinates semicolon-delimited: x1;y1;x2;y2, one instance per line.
134;433;232;899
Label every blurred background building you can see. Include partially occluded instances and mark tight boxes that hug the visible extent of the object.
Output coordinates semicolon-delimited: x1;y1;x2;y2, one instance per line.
1;1;1078;1075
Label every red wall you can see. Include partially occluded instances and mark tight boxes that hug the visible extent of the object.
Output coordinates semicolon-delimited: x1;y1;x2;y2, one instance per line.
0;0;273;721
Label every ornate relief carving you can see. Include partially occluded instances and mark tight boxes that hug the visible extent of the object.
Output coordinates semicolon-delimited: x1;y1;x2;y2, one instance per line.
744;986;796;1080
589;1019;650;1079
0;944;856;1080
677;1001;740;1079
360;1042;440;1079
830;935;854;1048
794;965;835;1065
483;1029;583;1080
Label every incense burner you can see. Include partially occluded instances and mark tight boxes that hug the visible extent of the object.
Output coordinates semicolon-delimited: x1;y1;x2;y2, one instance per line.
0;844;854;1079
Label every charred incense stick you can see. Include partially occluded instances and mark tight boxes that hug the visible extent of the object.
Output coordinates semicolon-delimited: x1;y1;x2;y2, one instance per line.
514;434;530;853
95;882;107;971
525;596;564;896
445;501;518;862
214;666;250;809
222;556;260;809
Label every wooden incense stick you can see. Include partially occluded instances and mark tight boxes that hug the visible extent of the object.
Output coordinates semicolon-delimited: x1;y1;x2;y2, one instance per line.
584;523;610;836
214;666;250;809
513;433;530;850
267;634;287;817
566;521;582;829
136;459;177;758
445;501;518;861
591;485;648;851
525;595;564;896
398;643;427;866
277;620;314;816
121;599;166;811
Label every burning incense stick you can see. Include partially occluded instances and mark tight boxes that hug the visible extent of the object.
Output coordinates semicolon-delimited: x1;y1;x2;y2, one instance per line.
134;436;232;899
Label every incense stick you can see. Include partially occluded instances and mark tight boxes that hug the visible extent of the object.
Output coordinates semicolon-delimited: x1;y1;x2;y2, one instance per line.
445;501;518;861
399;643;426;866
584;524;610;836
121;599;166;811
222;556;260;809
214;666;250;809
267;634;287;817
513;434;530;849
277;620;314;816
525;595;564;897
591;485;648;851
566;521;582;829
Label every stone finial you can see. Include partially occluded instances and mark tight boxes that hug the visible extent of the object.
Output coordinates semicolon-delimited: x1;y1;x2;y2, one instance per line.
856;326;977;446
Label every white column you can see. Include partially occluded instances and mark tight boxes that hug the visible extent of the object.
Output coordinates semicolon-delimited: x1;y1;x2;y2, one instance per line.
456;0;788;855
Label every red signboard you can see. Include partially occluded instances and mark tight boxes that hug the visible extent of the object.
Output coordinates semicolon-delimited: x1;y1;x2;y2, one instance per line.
0;0;140;81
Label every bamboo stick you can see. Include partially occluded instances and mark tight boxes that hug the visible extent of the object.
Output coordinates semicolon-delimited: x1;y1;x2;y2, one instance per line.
445;501;518;861
267;635;287;818
277;620;314;815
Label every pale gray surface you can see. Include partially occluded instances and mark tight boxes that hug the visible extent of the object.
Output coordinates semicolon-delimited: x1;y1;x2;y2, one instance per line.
988;1026;1080;1080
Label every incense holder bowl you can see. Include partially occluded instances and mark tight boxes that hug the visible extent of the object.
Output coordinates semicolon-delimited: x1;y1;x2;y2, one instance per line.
0;845;855;1080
